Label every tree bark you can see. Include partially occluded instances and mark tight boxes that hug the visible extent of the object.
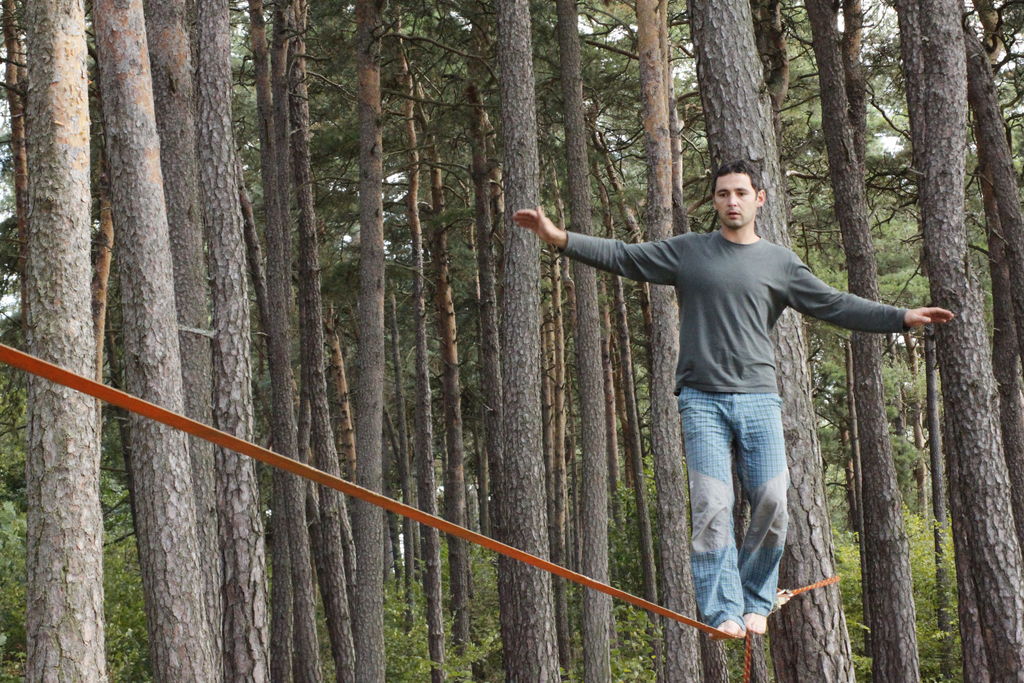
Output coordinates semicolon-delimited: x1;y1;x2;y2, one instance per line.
636;3;702;679
288;2;357;677
689;0;855;678
195;0;271;676
4;0;27;331
804;2;921;678
353;0;387;679
978;164;1024;553
430;208;473;652
494;0;560;676
895;1;1024;676
143;0;221;664
554;0;612;677
94;0;217;676
24;1;106;677
924;334;956;681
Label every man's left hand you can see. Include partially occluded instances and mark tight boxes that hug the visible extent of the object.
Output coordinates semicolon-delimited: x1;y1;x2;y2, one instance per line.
904;307;955;328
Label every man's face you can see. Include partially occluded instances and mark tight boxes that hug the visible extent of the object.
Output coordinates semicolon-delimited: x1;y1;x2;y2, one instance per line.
713;173;765;232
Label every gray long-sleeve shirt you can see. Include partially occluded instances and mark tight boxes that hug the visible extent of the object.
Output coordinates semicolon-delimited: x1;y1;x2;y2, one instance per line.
564;229;907;393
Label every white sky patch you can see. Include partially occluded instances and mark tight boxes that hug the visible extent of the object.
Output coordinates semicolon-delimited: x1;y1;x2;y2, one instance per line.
386;171;406;185
877;134;904;155
607;26;630;42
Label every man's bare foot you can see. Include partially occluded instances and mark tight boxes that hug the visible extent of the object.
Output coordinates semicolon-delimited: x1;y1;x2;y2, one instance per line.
743;613;767;635
711;619;746;640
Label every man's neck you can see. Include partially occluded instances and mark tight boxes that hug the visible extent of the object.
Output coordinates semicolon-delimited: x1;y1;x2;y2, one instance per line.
719;224;760;245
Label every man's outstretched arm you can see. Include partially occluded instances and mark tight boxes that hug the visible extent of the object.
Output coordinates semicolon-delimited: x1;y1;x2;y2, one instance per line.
904;307;955;327
512;207;567;248
512;206;685;285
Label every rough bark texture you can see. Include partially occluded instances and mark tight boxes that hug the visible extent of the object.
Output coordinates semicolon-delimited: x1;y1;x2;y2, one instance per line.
244;2;296;677
466;59;503;546
288;2;357;677
387;296;416;598
895;1;1024;676
142;1;221;658
494;0;560;677
24;1;107;678
403;63;446;677
4;0;27;329
353;0;387;679
978;166;1024;553
966;30;1024;397
194;0;271;677
924;334;957;681
431;216;473;651
94;0;217;677
555;0;611;678
689;0;855;679
636;3;702;679
804;3;921;679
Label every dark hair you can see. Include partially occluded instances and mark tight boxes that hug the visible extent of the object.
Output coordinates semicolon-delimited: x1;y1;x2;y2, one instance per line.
713;159;764;192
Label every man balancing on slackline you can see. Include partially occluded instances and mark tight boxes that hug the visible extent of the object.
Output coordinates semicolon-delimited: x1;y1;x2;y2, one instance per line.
513;159;954;639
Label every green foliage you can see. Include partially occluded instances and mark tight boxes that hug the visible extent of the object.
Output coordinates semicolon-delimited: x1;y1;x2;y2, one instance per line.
0;500;25;678
833;512;961;681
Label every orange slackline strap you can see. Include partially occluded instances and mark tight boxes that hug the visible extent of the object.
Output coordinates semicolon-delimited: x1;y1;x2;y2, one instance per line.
0;342;730;639
741;575;841;682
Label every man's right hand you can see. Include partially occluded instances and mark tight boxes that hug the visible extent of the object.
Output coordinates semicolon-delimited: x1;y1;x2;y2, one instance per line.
512;206;568;249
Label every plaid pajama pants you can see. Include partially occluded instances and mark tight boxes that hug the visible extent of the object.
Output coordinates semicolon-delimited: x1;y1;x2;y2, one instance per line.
677;386;789;628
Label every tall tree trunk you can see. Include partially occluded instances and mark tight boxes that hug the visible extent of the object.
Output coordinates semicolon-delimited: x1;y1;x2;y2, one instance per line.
494;0;560;676
978;165;1024;552
895;2;1024;676
542;253;571;671
288;2;357;677
142;0;221;664
431;214;473;652
24;2;106;677
266;3;322;677
804;3;921;678
965;30;1024;550
92;160;115;381
636;3;702;679
554;0;612;677
245;2;298;677
400;42;446;679
689;0;856;678
93;0;216;676
387;295;417;613
195;0;271;677
4;0;27;330
353;0;387;679
924;334;956;681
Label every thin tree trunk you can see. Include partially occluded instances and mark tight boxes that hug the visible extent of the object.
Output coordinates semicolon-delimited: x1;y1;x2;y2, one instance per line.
466;75;502;545
195;0;271;676
494;0;560;676
92;163;115;381
353;1;387;678
430;210;473;652
636;3;702;679
924;334;956;681
554;1;612;676
24;1;106;677
689;0;855;678
804;3;921;678
895;1;1024;675
288;2;357;677
387;295;417;614
399;41;446;679
4;0;27;331
94;0;216;676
